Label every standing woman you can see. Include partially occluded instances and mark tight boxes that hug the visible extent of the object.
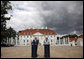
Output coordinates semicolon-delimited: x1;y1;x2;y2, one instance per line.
44;37;50;58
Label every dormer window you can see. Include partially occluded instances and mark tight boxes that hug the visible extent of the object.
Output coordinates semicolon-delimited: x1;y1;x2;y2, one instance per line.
57;37;59;40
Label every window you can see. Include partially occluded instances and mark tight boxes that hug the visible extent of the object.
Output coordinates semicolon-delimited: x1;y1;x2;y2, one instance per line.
56;43;57;44
60;39;62;44
57;37;59;40
27;44;29;45
51;40;52;42
57;37;59;44
66;39;68;44
27;36;28;38
24;35;25;38
24;40;25;42
75;44;77;45
27;40;28;42
65;38;68;44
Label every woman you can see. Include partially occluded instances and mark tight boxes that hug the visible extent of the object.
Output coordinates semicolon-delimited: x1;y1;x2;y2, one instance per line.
44;37;50;58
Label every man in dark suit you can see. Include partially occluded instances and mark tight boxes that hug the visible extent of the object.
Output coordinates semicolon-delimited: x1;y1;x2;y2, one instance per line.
31;37;39;58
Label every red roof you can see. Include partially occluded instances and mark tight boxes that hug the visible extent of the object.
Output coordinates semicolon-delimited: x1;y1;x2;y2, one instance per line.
69;38;77;42
19;29;56;35
79;34;83;38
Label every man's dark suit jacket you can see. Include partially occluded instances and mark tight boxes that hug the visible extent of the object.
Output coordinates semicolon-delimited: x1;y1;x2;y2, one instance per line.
32;39;38;45
32;39;39;57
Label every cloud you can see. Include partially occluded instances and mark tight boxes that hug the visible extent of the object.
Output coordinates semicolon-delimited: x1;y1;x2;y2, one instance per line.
6;1;83;35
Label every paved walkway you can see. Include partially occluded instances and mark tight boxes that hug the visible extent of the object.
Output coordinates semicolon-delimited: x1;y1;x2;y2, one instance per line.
1;45;83;58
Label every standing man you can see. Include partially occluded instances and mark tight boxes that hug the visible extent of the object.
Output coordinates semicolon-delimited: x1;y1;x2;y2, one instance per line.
44;37;50;58
31;37;39;58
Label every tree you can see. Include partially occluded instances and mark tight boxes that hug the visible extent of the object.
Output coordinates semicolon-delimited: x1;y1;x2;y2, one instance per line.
1;1;12;43
6;27;16;39
62;34;78;38
68;34;78;38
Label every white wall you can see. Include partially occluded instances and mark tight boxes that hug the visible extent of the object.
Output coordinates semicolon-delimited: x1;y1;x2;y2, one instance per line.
69;41;75;46
18;34;77;46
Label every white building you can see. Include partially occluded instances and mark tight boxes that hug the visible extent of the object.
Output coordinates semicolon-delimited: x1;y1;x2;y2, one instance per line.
18;27;70;46
6;27;83;46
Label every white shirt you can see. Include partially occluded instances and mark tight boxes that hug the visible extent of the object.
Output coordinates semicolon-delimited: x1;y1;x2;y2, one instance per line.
44;40;50;45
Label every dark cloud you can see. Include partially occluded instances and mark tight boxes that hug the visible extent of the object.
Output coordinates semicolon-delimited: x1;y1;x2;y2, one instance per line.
7;1;83;35
39;1;83;34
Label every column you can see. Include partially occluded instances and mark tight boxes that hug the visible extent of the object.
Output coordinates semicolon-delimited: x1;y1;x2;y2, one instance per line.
59;37;60;46
25;39;26;46
65;38;66;46
63;38;65;45
54;36;55;45
68;37;70;46
55;37;56;46
29;36;31;46
15;37;17;45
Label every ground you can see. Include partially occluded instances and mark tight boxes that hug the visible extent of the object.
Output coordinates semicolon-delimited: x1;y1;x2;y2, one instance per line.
1;45;83;58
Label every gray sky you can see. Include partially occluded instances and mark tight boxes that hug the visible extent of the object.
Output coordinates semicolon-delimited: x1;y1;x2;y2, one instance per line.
6;1;83;35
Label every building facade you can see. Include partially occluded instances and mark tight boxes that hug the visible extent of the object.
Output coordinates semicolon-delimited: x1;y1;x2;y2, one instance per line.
6;28;83;46
18;27;70;46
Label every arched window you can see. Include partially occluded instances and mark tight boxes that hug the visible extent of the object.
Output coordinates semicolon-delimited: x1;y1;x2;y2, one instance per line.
57;37;59;40
57;37;59;44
